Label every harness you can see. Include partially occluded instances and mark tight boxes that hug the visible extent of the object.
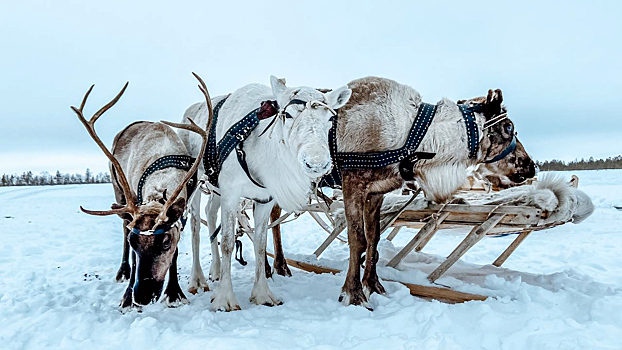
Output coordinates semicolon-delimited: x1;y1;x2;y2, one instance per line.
484;134;517;163
458;103;518;164
320;102;439;187
136;155;196;205
130;154;196;235
204;96;280;189
458;104;482;159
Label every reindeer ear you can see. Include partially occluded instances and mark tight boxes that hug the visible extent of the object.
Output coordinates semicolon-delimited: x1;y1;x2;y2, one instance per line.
165;198;186;223
270;76;287;97
326;86;352;110
486;89;503;105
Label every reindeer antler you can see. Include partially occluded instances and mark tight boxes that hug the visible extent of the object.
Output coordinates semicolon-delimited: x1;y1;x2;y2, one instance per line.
153;73;214;228
71;83;138;216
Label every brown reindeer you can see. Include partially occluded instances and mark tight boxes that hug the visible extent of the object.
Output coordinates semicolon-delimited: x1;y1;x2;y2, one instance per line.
72;74;212;307
267;77;535;308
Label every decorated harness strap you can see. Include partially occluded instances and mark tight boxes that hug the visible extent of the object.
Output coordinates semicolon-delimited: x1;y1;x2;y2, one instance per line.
458;104;482;159
136;155;196;205
321;102;438;188
204;95;280;189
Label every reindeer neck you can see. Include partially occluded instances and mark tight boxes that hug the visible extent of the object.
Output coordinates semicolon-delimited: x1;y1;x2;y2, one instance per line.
247;133;313;212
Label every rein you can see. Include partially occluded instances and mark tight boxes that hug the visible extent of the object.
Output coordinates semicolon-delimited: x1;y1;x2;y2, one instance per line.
130;216;187;236
484;133;517;164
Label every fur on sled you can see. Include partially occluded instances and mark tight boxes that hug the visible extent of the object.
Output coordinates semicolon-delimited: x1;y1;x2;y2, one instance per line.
381;175;594;225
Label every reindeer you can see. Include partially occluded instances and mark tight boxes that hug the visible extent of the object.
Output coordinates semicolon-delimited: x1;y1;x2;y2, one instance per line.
72;74;212;307
334;77;535;308
179;76;351;311
265;77;535;309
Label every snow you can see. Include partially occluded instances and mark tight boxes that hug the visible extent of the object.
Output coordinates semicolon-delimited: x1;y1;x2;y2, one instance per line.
1;169;621;350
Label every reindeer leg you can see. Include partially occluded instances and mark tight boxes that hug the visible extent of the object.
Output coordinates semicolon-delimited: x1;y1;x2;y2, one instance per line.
207;195;221;282
250;201;282;306
163;248;188;306
210;196;241;311
188;193;209;293
120;250;136;309
256;203;272;280
270;205;291;277
115;219;131;282
339;172;369;308
362;194;386;298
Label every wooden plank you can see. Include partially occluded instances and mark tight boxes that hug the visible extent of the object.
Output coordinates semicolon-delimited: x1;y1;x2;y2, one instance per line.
423;204;539;215
387;212;450;268
386;226;402;241
266;252;340;274
392;221;532;236
308;211;333;234
428;213;506;283
492;230;533;267
265;252;487;303
313;219;347;257
398;210;538;226
414;220;455;253
386;280;487;303
379;189;421;234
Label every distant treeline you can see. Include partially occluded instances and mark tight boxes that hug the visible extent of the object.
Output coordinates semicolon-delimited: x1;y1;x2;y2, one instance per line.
537;155;622;171
1;169;111;186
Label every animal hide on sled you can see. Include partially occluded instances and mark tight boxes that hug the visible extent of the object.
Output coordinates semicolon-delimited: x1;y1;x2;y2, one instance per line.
381;175;594;225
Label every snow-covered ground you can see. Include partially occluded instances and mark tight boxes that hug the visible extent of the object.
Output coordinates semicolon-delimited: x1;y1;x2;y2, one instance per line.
1;170;621;350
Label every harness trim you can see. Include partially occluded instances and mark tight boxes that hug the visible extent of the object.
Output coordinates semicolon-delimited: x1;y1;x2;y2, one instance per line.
205;95;279;189
136;155;196;205
484;134;517;163
130;216;187;236
320;102;439;188
458;104;481;159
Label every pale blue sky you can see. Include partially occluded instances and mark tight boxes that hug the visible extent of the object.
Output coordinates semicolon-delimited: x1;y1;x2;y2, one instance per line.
0;0;620;174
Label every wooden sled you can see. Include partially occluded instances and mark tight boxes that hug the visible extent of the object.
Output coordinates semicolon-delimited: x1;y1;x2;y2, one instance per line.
202;176;580;304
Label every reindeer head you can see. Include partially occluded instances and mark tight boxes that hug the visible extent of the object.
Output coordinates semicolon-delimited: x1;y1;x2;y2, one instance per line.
473;136;536;188
71;74;212;306
458;89;535;184
124;196;186;305
269;76;351;178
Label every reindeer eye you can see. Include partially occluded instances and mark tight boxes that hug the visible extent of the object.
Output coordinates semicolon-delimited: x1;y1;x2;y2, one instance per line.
505;123;514;135
161;234;172;250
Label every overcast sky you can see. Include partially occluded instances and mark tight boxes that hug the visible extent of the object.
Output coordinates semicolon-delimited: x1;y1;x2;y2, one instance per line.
1;0;620;174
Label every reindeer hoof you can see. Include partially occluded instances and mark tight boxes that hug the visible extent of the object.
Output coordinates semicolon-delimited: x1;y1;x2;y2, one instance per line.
250;293;283;307
210;289;241;312
163;294;189;308
115;263;131;283
188;275;210;294
339;287;371;310
250;280;282;306
119;286;134;310
273;261;292;277
363;277;386;298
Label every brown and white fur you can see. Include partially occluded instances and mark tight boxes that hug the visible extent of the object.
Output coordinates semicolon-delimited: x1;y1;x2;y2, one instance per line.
468;137;536;191
336;77;534;307
111;121;195;307
72;77;210;308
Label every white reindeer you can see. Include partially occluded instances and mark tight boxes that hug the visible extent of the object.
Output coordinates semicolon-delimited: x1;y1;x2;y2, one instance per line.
179;76;351;311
